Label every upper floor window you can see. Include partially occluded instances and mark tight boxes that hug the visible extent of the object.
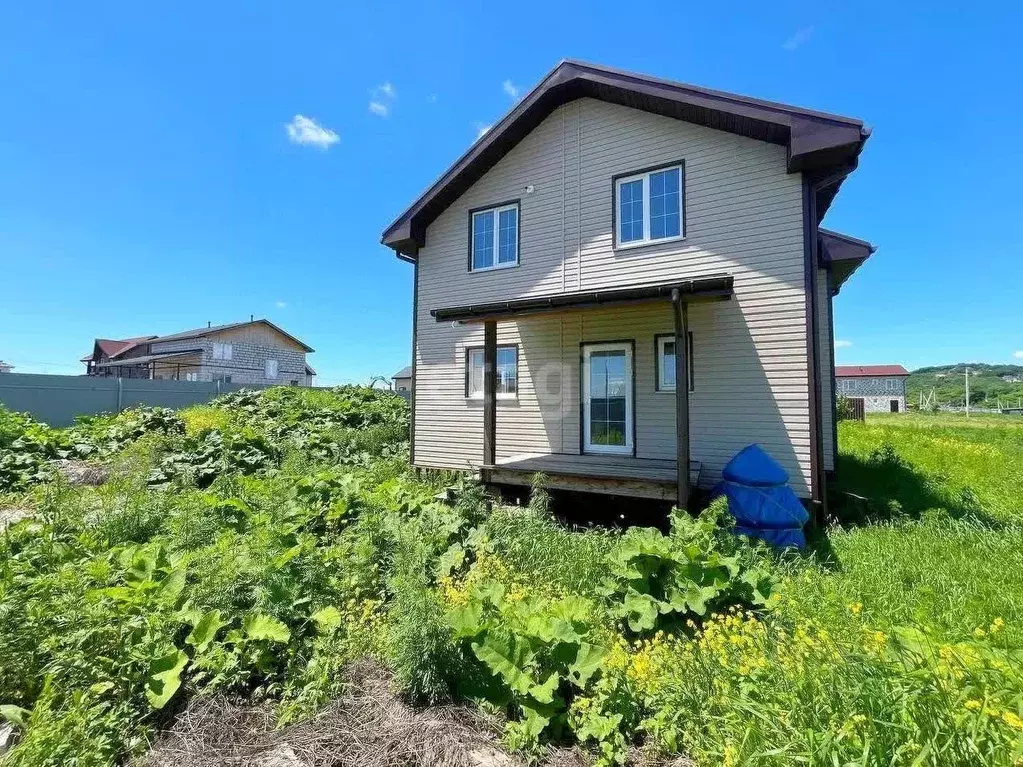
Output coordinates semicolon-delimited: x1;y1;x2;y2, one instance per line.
615;163;684;248
212;342;233;361
470;202;519;271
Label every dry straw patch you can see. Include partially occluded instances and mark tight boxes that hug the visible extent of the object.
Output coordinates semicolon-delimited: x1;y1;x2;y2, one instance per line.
142;661;521;767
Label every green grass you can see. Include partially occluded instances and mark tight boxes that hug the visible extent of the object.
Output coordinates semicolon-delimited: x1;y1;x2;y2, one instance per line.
792;517;1023;643
663;412;1023;764
836;412;1023;523
793;411;1023;643
2;399;1021;766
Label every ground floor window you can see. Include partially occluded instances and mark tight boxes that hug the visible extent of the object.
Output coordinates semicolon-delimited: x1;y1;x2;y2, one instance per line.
582;341;634;455
655;332;695;392
465;345;518;399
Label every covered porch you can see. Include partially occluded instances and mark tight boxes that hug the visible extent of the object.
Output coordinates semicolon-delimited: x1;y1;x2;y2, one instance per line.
431;275;733;508
483;453;704;502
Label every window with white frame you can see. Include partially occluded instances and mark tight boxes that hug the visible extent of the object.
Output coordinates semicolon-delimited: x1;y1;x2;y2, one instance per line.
465;346;518;398
185;372;198;382
470;203;519;271
615;164;684;248
655;333;695;392
265;359;278;379
212;342;233;360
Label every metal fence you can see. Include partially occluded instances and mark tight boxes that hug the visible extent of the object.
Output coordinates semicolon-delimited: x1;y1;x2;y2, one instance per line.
0;373;274;427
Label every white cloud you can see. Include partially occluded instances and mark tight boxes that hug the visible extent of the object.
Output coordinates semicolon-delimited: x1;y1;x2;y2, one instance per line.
1014;350;1023;359
782;26;814;51
474;122;492;140
369;82;397;117
275;301;288;309
286;115;339;149
502;79;520;100
835;339;853;349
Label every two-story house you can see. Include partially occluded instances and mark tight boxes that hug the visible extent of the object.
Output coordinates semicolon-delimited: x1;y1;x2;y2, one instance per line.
82;319;315;385
381;61;876;512
835;365;909;413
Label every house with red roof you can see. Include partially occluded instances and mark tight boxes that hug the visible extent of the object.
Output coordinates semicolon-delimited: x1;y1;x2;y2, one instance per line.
835;365;910;413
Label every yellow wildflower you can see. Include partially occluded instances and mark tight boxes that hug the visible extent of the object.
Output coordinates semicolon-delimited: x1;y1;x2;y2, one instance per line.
965;699;983;711
973;627;987;639
990;617;1005;634
847;602;863;616
1002;711;1023;730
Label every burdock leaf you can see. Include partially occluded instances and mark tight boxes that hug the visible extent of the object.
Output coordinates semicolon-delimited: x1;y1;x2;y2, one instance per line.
145;649;188;709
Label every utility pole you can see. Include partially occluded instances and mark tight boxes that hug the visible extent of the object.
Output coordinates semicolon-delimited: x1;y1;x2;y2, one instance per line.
965;366;970;417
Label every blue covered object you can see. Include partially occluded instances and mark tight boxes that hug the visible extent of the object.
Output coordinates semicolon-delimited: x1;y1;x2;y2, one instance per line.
735;525;806;549
711;444;809;549
722;443;790;486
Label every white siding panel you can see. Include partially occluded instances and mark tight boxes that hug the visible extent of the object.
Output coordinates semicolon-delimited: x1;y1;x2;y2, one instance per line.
414;98;811;496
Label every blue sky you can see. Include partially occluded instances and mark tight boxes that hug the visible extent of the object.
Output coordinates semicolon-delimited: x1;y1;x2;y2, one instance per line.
2;2;1021;383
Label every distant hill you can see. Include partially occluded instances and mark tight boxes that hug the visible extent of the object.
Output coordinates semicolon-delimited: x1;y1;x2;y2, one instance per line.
906;363;1023;409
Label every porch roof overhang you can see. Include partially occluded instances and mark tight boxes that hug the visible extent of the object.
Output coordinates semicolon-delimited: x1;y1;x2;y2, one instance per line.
95;350;201;368
431;275;733;324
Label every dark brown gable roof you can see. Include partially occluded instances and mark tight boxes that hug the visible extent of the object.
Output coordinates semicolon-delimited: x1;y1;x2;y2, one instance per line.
382;59;869;259
152;320;314;353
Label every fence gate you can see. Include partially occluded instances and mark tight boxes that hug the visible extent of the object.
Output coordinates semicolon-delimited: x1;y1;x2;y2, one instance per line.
849;398;865;421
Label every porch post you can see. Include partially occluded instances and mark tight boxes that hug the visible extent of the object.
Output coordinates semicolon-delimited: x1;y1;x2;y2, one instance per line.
671;289;690;510
483;320;497;467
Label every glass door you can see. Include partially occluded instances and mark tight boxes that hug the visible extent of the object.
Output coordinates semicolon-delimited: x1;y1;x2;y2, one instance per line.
582;342;633;454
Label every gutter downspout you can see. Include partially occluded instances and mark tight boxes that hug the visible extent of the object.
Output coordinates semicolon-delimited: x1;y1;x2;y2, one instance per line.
804;163;856;523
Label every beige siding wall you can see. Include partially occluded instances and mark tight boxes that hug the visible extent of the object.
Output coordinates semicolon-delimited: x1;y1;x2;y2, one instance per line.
415;98;811;495
817;272;835;472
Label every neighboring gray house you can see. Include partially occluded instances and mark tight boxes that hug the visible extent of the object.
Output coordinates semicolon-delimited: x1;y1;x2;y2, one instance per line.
835;365;909;413
82;320;315;386
392;366;413;393
381;60;876;512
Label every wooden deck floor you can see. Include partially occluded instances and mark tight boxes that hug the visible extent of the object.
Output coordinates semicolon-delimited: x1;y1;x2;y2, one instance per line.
491;453;678;481
482;453;698;500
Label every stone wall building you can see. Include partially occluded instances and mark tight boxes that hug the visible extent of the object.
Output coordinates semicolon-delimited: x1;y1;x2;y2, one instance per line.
835;365;909;413
82;320;315;386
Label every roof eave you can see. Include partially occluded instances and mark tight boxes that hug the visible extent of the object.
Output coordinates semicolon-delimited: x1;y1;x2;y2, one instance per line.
382;60;868;261
820;229;877;294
